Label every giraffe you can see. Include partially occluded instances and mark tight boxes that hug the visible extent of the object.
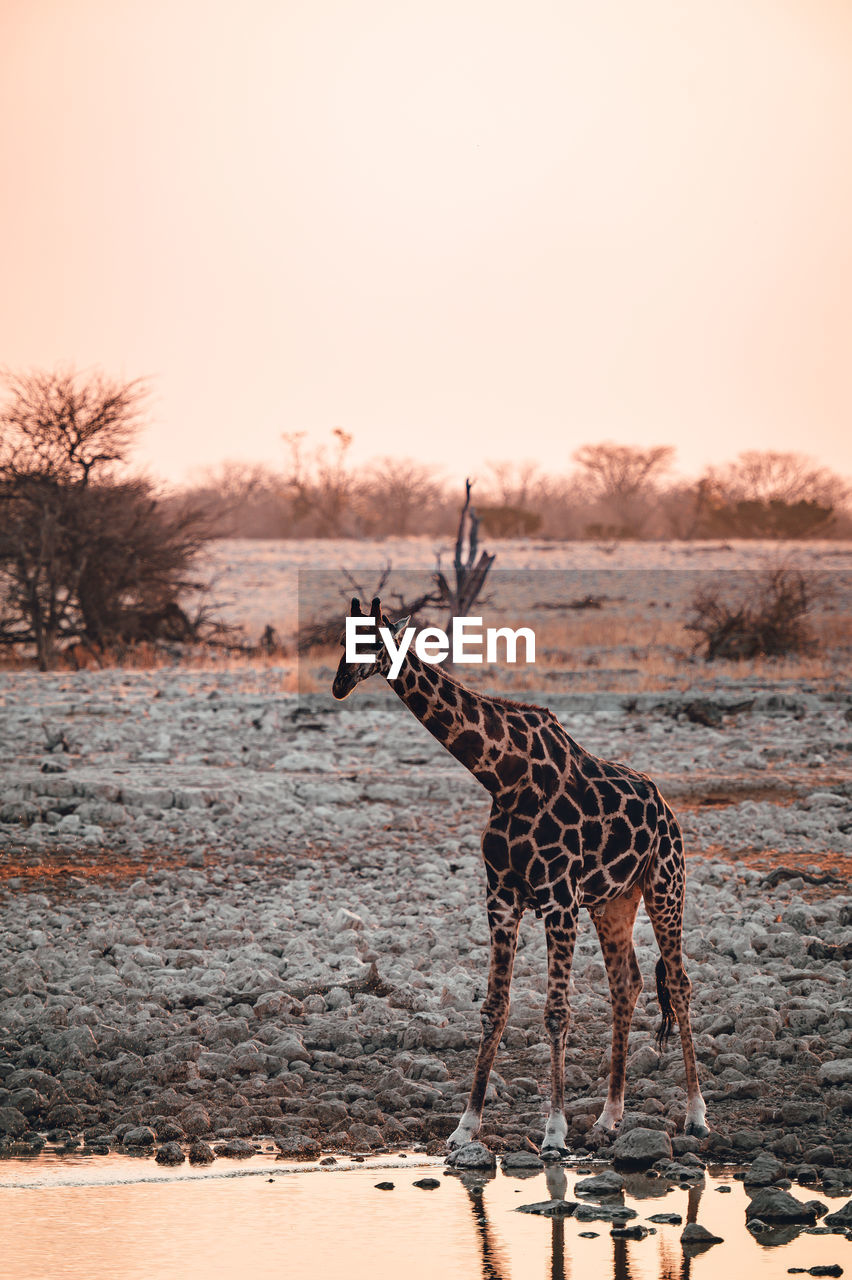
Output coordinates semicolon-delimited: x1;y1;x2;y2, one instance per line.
332;597;709;1153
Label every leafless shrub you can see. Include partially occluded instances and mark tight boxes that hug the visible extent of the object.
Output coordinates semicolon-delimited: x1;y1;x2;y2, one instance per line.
296;564;442;654
686;568;820;661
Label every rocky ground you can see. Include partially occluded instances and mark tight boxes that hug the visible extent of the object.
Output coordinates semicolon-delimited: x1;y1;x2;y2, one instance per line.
0;662;850;1188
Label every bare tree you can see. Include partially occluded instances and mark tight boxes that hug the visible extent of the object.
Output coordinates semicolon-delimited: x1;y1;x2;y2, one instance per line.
708;450;848;507
0;474;72;668
198;460;279;506
0;368;211;667
358;457;443;535
282;427;354;536
571;442;675;538
68;480;210;647
476;460;546;537
573;442;675;502
1;368;146;483
483;460;544;509
695;451;849;539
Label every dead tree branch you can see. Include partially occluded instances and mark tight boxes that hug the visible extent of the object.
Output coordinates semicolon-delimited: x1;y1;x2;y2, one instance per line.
435;478;496;632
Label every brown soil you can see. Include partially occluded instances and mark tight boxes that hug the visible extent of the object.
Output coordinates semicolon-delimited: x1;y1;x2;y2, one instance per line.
665;777;850;808
696;844;850;899
2;841;847;905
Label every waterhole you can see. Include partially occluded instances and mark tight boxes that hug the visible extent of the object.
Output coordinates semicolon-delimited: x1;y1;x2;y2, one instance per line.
1;1152;849;1279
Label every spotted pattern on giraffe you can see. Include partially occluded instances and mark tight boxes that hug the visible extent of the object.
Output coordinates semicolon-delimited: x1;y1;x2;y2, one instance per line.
331;597;709;1152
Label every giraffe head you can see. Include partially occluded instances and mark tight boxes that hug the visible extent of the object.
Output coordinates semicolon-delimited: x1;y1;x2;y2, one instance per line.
331;596;410;700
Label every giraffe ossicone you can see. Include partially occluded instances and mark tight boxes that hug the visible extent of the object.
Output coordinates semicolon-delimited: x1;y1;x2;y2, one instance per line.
332;596;710;1151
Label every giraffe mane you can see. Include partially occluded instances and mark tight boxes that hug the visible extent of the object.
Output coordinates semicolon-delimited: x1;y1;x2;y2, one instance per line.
424;660;552;717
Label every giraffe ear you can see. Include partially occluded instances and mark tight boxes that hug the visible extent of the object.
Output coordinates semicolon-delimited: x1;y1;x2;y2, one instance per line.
390;615;410;636
350;597;363;616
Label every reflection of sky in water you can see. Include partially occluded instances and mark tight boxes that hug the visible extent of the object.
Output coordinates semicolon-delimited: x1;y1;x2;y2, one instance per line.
0;1155;846;1280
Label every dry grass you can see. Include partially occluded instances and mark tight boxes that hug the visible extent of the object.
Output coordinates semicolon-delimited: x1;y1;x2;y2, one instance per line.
533;610;682;647
295;603;847;696
0;642;294;677
2;627;843;698
3;551;847;698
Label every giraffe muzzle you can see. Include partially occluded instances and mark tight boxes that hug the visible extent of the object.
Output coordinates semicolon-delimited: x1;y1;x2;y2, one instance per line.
331;674;354;700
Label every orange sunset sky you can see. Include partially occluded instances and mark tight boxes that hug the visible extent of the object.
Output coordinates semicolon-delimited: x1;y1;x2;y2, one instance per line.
2;0;851;486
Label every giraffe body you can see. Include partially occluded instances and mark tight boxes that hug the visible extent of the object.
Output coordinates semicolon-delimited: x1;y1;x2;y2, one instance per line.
332;599;709;1151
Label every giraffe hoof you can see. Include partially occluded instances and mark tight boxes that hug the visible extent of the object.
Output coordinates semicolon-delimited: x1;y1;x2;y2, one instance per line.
446;1125;478;1151
685;1121;710;1139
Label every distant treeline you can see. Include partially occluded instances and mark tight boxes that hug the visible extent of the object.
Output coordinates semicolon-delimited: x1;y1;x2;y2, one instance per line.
2;367;850;670
172;433;852;541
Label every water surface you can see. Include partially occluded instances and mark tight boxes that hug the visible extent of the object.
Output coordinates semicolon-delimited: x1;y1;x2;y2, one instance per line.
1;1153;847;1280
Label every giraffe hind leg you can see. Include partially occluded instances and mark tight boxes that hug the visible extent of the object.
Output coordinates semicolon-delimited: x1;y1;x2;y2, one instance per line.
591;884;643;1134
642;823;709;1139
540;896;579;1156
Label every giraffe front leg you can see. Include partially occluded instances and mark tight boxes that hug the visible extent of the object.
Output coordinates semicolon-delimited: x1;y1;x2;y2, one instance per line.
445;998;505;1150
541;902;578;1157
447;896;520;1150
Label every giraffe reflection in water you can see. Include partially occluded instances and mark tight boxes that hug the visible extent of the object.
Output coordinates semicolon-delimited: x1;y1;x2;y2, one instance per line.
457;1166;708;1280
545;1167;569;1280
461;1174;511;1280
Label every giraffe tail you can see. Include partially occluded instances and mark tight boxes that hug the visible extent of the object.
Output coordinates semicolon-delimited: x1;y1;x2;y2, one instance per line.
654;957;675;1049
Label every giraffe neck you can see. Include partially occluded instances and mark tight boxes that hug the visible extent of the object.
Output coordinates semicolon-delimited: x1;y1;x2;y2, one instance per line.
386;651;532;797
